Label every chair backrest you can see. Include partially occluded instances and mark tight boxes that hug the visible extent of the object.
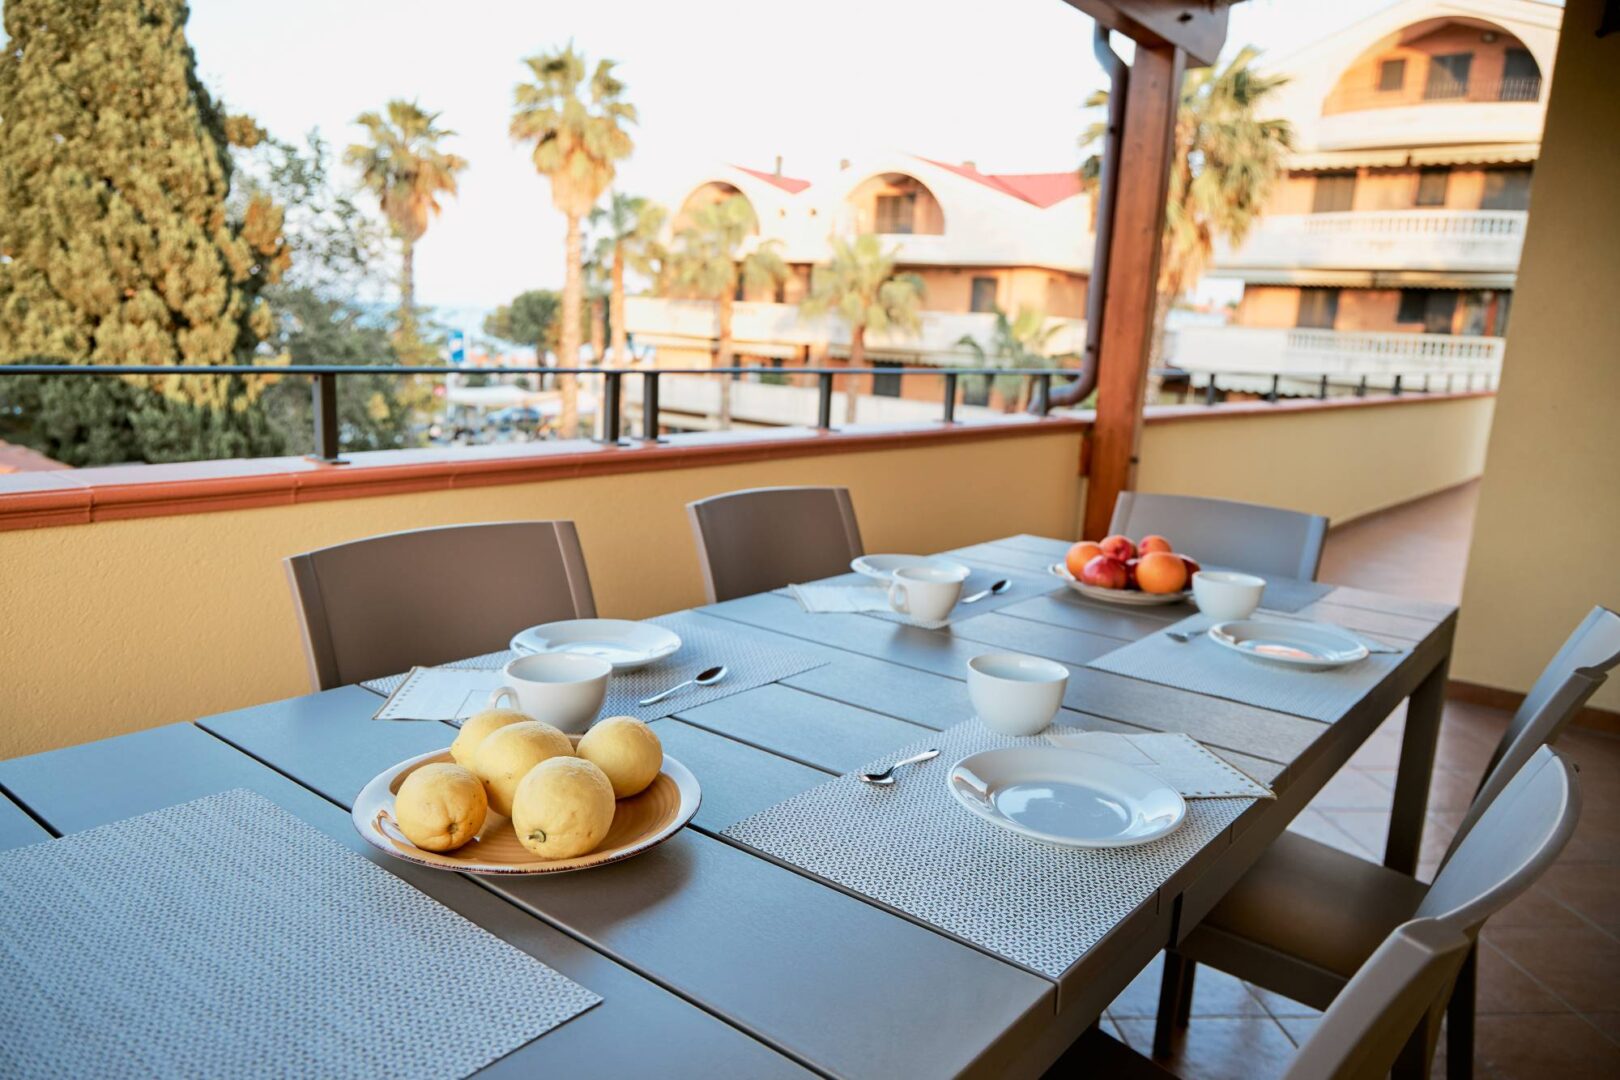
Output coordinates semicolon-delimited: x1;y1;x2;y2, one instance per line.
1109;492;1329;581
284;521;596;690
1446;606;1617;857
1418;746;1580;933
1282;918;1473;1080
686;486;865;603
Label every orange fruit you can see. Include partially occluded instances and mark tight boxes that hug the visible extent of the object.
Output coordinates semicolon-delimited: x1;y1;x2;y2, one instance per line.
1065;541;1104;578
1136;551;1189;594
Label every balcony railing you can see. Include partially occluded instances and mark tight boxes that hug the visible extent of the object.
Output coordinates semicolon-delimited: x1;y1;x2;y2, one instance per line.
1212;210;1527;274
1166;325;1503;396
1327;75;1543;114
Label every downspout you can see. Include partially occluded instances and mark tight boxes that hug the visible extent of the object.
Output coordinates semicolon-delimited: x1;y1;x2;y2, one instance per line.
1048;24;1127;410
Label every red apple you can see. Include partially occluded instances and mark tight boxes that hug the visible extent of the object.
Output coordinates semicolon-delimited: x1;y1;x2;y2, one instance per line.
1178;554;1202;577
1139;534;1173;555
1081;554;1129;590
1100;534;1137;561
1124;557;1142;590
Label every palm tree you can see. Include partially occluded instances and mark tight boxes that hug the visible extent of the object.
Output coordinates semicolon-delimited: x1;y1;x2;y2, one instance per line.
590;193;666;366
344;101;466;345
800;234;925;422
1081;46;1293;363
956;307;1065;412
665;195;786;428
510;44;636;437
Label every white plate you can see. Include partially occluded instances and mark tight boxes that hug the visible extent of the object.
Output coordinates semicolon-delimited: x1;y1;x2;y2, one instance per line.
851;554;972;581
1046;563;1192;606
509;619;681;672
1208;619;1370;670
947;747;1186;848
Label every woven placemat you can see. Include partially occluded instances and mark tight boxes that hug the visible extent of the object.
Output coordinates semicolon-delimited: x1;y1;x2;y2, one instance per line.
723;721;1251;980
0;790;599;1080
364;610;828;723
1086;614;1404;722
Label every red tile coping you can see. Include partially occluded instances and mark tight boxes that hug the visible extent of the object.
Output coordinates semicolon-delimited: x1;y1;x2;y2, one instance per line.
0;416;1089;532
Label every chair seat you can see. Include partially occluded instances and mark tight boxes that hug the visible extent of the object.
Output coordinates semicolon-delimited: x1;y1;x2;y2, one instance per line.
1193;832;1428;983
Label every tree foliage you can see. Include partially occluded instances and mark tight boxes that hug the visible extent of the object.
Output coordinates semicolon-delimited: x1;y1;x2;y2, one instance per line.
800;234;924;422
590;193;666;365
510;44;636;436
0;0;293;464
483;290;562;355
956;307;1066;410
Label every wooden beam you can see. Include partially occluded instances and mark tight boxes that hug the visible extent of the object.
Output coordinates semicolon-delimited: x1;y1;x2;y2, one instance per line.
1064;1;1231;67
1081;42;1184;540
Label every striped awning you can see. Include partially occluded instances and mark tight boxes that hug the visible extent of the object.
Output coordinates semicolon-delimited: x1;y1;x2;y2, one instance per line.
1287;143;1539;172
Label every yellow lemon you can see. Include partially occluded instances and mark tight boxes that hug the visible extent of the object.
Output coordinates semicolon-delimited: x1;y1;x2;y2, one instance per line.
471;720;573;817
393;763;487;852
511;757;616;859
450;708;529;768
577;716;664;799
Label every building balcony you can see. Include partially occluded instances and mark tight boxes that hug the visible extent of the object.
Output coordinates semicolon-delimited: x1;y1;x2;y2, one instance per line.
1315;85;1546;151
1166;325;1503;394
625;296;1086;366
1212;210;1526;280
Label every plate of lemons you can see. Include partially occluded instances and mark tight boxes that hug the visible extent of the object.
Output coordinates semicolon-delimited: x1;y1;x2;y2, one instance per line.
352;709;701;875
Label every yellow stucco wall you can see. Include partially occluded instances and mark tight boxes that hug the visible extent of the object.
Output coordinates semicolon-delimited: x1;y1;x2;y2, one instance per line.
1135;395;1495;526
1457;0;1620;712
0;431;1083;758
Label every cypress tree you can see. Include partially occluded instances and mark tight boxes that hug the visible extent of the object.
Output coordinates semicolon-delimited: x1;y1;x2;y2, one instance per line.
0;0;291;464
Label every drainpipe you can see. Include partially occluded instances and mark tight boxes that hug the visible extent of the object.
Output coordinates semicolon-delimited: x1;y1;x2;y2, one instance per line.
1048;24;1127;410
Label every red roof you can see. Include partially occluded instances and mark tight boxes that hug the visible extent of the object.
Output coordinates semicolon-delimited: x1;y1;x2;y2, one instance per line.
917;158;1083;208
733;165;812;194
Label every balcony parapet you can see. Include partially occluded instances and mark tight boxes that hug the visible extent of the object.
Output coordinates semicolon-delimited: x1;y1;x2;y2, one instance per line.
1213;210;1526;276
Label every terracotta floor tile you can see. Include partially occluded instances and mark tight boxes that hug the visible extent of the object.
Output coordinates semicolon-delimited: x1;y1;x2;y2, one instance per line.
1489;882;1592;931
1581;1012;1620;1048
1107;953;1269;1019
1483;926;1620;1014
1477;940;1572;1014
1275;1016;1317;1049
1476;1013;1620;1079
1308;767;1397;810
1115;1016;1297;1080
1284;808;1368;856
1539;863;1620;935
1246;985;1320;1019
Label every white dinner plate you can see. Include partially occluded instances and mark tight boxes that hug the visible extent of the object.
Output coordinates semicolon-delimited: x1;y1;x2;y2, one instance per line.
947;747;1186;848
1046;562;1192;606
851;554;972;581
509;619;681;672
1207;619;1370;670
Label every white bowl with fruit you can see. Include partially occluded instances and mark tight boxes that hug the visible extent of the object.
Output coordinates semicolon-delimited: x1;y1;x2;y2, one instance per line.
352;710;700;875
1048;534;1198;606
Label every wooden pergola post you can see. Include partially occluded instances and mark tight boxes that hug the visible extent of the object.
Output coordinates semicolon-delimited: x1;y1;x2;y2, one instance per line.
1081;42;1184;539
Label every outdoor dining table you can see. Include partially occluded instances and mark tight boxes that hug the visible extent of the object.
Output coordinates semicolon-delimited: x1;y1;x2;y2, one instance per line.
0;533;1456;1078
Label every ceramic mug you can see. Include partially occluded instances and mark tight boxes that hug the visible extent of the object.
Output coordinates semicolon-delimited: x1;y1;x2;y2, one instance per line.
489;652;611;734
887;565;969;622
967;652;1069;736
1192;570;1266;621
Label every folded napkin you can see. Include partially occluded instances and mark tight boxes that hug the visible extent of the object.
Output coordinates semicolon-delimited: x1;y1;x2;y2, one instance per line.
788;583;892;613
1043;729;1274;799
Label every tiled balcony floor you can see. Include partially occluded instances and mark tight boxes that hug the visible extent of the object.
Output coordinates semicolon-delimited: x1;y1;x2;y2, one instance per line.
1104;481;1620;1079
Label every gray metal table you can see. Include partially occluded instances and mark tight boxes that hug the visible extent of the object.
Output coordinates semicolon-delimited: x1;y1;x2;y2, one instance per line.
0;533;1455;1078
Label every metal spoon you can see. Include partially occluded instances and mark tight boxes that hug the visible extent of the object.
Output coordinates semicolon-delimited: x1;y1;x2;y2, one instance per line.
1166;631;1194;644
857;748;941;785
961;579;1011;604
638;665;727;706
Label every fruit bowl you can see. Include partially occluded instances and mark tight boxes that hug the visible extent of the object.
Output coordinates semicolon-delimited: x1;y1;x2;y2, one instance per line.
1047;562;1193;606
352;737;700;875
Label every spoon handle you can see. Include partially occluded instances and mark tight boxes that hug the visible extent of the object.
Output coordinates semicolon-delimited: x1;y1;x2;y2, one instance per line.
893;748;941;769
638;678;692;707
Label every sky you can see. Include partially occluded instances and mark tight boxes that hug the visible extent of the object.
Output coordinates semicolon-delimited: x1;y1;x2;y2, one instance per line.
180;0;1408;327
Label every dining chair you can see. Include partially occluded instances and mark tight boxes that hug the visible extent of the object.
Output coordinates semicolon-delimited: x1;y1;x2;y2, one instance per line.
284;521;597;690
1281;919;1473;1080
1155;606;1618;1077
1109;492;1329;580
686;485;865;603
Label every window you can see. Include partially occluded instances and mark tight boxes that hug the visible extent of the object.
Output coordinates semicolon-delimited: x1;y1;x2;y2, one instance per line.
969;276;998;313
1398;289;1459;333
1424;53;1472;100
1311;172;1357;214
1480;167;1533;211
874;194;916;234
1501;48;1541;101
1415;168;1450;207
961;375;991;407
872;361;902;398
1378;58;1406;92
1296;289;1340;329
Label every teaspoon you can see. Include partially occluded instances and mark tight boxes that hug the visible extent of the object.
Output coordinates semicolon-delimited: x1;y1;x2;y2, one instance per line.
961;579;1011;604
639;665;728;706
857;748;941;785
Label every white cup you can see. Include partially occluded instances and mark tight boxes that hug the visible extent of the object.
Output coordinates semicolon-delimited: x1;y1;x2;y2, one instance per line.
887;565;968;622
967;652;1069;736
488;653;611;734
1191;570;1266;621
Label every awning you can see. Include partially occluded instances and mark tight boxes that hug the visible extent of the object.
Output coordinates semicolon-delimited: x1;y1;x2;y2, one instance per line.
1287;143;1539;172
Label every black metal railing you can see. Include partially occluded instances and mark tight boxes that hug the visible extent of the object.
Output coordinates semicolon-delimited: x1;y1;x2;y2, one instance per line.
0;363;1081;464
1151;367;1499;407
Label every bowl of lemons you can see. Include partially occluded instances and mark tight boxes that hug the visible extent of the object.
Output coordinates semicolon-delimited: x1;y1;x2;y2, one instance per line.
353;709;700;875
